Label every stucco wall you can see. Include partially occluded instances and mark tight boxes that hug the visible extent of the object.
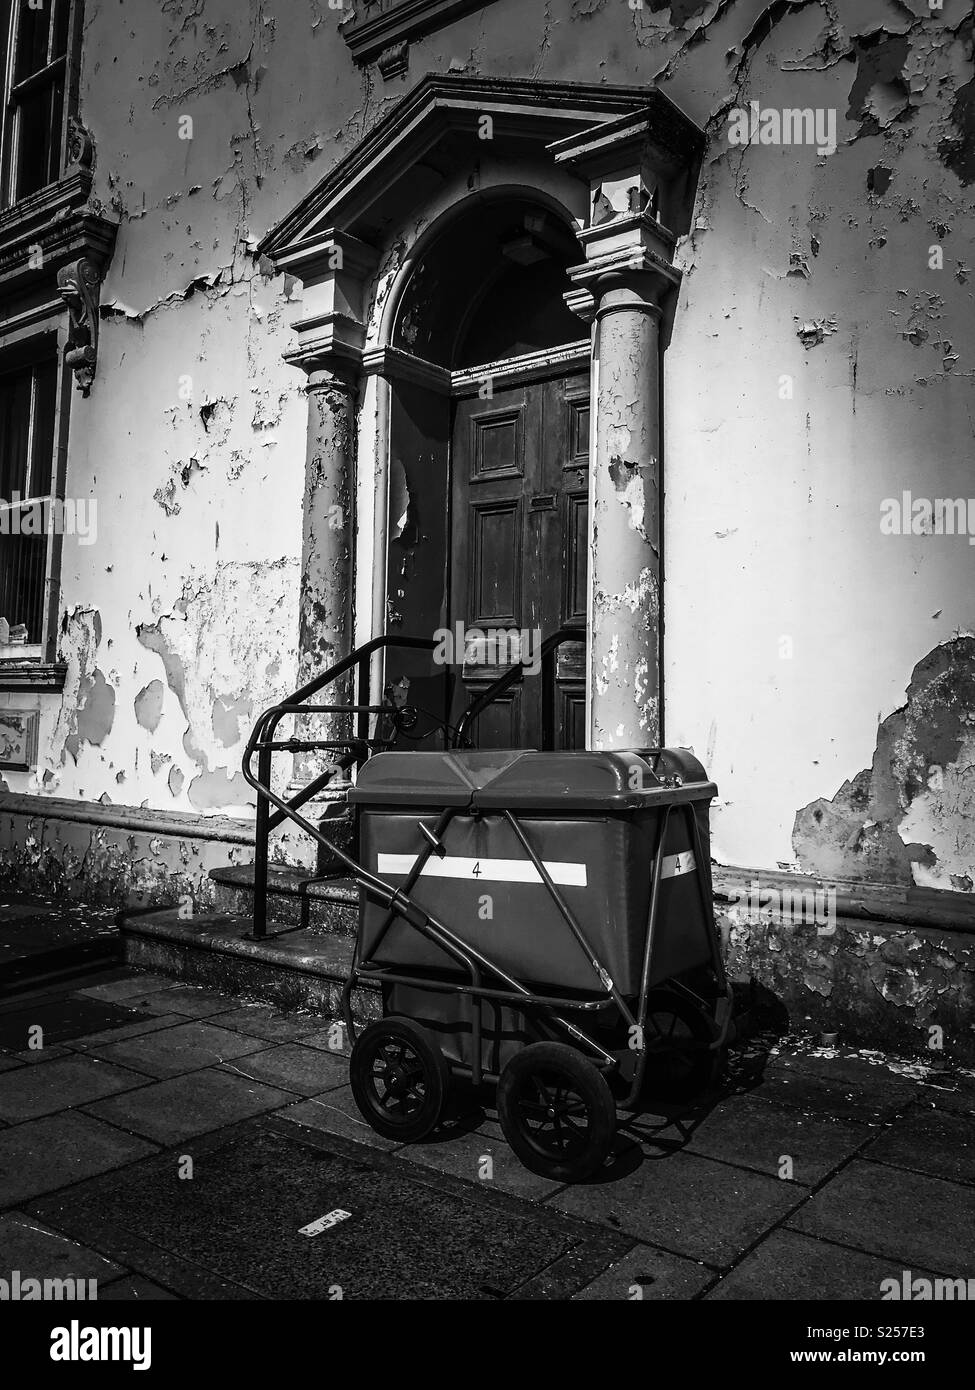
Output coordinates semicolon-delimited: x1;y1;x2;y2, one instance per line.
0;0;970;902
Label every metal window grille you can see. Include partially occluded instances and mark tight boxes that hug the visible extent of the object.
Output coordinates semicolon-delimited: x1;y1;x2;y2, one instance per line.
0;356;57;644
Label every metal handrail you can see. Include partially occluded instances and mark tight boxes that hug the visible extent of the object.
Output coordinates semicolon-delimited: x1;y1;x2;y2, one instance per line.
243;635;441;938
452;623;585;748
243;624;588;938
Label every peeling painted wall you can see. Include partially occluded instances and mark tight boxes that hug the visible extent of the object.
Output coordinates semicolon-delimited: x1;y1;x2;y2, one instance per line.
0;0;970;909
794;636;975;891
655;0;975;893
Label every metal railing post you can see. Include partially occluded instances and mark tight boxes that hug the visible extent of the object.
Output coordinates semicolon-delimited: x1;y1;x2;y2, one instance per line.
252;734;273;940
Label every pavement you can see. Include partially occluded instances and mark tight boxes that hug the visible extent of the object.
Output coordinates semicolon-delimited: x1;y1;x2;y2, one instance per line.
0;964;973;1301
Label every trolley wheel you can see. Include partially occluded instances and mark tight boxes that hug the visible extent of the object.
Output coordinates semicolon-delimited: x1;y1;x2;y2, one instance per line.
641;989;720;1102
350;1016;449;1143
498;1042;616;1183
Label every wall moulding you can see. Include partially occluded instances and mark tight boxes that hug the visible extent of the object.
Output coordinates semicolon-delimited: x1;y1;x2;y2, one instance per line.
339;0;500;67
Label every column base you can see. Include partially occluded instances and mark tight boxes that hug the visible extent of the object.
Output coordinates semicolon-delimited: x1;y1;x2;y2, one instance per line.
277;781;354;874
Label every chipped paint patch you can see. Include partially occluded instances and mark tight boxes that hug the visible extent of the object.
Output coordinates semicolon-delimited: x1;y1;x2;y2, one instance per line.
135;680;165;733
136;561;297;806
794;638;975;892
608;456;653;542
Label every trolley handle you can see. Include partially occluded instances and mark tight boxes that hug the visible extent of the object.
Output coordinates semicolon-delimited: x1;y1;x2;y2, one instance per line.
453;624;585;749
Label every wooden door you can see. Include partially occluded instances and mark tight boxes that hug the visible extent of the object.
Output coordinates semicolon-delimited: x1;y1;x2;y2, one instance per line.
450;371;590;749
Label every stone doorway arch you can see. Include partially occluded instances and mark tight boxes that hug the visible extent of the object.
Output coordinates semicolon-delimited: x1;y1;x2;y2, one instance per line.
259;74;703;769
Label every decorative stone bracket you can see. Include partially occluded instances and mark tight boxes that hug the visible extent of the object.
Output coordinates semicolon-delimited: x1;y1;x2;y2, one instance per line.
56;257;102;396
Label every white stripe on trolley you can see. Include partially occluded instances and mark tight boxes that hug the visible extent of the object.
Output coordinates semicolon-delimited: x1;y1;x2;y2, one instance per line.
661;851;696;879
376;853;588;887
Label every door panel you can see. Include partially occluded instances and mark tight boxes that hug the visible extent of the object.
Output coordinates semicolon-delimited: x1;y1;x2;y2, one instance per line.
470;500;521;625
451;370;589;749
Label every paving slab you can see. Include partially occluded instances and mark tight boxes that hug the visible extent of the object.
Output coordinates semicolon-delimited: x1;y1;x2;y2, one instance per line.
278;1085;403;1151
83;1068;293;1145
0;1044;74;1065
0;1054;149;1123
118;985;242;1019
862;1104;975;1185
67;1014;187;1050
751;1057;916;1123
788;1159;975;1277
0;1054;24;1074
684;1094;872;1185
29;1122;629;1300
85;1020;270;1079
397;1121;566;1201
76;974;175;1004
0;997;153;1051
549;1149;803;1266
918;1075;975;1116
296;1026;352;1058
0;1112;157;1207
206;1004;328;1043
0;1211;125;1284
706;1228;931;1300
777;1050;917;1087
571;1242;714;1299
218;1043;349;1096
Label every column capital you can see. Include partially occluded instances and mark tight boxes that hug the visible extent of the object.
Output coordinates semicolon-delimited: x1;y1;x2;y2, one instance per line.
304;360;361;395
567;210;680;314
277;227;379;378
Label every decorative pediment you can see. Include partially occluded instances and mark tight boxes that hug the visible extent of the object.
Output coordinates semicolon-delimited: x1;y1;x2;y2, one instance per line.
260;74;703;371
261;76;701;261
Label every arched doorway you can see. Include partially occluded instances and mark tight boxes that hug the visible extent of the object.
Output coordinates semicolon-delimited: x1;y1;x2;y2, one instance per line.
384;196;590;749
260;75;703;759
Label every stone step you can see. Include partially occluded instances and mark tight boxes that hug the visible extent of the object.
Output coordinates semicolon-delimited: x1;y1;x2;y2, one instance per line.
209;864;359;936
119;907;380;1027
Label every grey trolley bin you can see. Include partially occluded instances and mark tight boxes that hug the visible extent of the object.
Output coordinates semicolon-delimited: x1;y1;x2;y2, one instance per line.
242;626;733;1183
343;746;732;1182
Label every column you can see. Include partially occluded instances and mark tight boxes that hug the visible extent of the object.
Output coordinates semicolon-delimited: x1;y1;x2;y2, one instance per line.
292;363;358;793
554;112;689;751
588;268;666;749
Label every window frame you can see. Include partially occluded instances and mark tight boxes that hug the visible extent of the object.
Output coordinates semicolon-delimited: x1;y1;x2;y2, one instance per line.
0;0;83;211
0;322;71;664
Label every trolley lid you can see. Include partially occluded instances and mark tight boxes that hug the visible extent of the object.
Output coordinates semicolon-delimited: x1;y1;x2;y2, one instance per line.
349;750;527;807
471;748;714;810
350;747;715;811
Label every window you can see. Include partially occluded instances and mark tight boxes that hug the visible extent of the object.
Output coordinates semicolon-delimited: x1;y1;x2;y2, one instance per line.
0;348;59;651
2;0;77;206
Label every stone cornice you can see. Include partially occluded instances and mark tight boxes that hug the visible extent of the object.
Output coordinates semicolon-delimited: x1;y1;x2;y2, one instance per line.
0;661;67;692
549;102;705;181
0;173;117;298
361;344;452;393
0;168;92;244
340;0;497;67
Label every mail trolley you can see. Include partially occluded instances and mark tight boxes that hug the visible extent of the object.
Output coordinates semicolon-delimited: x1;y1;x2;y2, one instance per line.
340;747;732;1182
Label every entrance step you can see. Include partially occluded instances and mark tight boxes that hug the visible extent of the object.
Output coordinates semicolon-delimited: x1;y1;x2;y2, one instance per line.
209;864;359;936
119;908;380;1026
